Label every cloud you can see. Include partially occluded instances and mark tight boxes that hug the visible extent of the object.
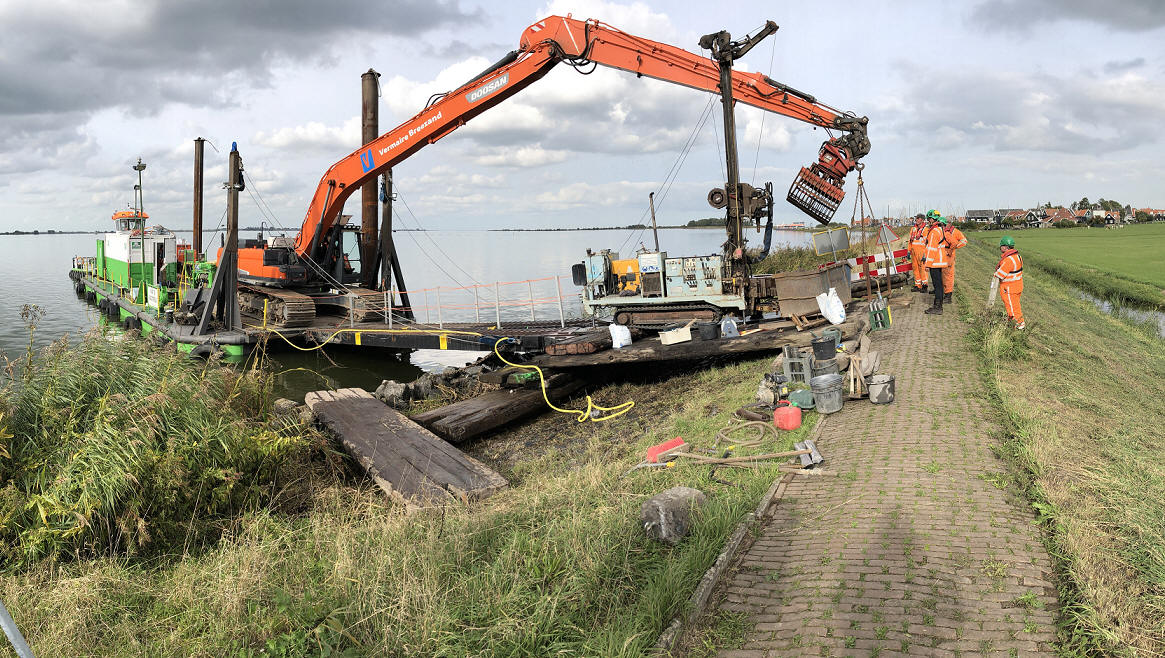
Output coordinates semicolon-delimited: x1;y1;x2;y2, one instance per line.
0;1;482;117
473;145;569;167
884;63;1165;154
970;0;1165;32
253;117;360;152
1103;58;1146;74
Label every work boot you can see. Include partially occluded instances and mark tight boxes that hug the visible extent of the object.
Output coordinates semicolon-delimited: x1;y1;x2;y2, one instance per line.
925;306;943;315
919;285;928;294
943;292;952;303
911;285;920;292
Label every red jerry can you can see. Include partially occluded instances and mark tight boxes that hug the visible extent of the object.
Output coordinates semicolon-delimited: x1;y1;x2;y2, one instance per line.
773;404;802;431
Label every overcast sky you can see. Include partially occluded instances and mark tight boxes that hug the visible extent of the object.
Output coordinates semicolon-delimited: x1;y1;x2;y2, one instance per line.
1;0;1163;235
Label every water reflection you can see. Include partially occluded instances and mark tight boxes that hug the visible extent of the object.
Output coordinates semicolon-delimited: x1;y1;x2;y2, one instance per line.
1077;290;1165;338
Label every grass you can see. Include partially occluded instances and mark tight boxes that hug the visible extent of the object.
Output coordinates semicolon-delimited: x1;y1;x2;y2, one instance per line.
960;237;1165;655
0;331;818;656
1003;223;1165;290
0;327;331;568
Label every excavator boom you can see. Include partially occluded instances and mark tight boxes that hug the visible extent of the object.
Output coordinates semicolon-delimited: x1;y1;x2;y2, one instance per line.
289;15;870;262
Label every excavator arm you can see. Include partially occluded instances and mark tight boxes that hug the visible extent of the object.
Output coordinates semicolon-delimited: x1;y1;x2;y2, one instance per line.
291;15;870;262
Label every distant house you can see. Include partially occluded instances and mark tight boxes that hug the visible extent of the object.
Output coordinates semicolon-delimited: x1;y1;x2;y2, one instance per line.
1137;207;1165;222
1043;208;1073;221
1002;209;1028;225
966;209;996;224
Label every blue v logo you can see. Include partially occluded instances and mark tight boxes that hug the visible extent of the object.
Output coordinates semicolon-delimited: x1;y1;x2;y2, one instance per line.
360;149;374;173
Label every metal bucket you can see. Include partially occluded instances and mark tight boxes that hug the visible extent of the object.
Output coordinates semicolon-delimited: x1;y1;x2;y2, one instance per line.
811;337;837;360
866;374;895;404
811;358;839;379
810;373;845;414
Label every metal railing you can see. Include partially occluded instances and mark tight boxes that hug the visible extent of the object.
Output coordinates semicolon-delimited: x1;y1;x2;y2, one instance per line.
348;275;584;329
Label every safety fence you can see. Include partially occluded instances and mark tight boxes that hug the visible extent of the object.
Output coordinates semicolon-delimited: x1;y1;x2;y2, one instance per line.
346;275;585;328
823;248;912;282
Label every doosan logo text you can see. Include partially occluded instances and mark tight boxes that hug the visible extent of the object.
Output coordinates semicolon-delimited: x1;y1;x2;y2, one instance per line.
467;73;509;103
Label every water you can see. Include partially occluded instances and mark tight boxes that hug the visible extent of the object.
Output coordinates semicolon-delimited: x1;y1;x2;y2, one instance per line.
1077;290;1165;339
2;227;812;400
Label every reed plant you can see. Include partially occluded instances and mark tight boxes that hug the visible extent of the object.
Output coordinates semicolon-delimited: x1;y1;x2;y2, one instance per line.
0;330;333;569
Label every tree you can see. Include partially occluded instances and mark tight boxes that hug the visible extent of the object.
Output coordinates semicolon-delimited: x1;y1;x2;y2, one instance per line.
1136;211;1152;223
1074;197;1090;211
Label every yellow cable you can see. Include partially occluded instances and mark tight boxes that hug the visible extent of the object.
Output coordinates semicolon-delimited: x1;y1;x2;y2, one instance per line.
491;337;634;423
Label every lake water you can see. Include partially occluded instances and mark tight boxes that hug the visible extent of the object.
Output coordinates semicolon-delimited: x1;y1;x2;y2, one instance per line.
2;227;812;400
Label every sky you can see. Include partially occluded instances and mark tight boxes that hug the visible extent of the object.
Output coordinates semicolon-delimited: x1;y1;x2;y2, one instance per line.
1;0;1163;235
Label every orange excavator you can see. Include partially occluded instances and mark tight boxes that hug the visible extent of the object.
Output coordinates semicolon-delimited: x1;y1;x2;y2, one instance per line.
231;15;870;326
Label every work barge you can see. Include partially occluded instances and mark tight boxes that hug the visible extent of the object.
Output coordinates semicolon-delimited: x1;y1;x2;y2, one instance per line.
66;13;903;506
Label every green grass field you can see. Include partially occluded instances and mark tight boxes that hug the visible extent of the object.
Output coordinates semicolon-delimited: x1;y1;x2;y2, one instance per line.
971;223;1165;309
997;223;1165;287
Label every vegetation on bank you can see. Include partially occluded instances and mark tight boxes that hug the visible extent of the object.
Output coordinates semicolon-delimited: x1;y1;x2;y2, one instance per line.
0;328;333;569
1;323;813;656
959;237;1165;655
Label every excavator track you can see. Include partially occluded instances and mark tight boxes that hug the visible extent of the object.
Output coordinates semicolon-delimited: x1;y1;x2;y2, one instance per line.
612;303;724;330
238;285;317;328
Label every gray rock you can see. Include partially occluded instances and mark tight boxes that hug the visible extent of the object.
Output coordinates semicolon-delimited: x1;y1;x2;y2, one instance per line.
408;373;439;400
640;486;708;546
298;407;315;425
376;380;409;407
272;398;299;416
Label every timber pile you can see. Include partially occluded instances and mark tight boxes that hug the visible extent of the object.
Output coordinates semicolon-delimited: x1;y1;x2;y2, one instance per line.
306;388;507;508
412;374;584;443
544;328;612;355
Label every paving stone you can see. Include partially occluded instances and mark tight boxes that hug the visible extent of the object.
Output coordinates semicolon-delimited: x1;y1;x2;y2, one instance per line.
708;296;1059;656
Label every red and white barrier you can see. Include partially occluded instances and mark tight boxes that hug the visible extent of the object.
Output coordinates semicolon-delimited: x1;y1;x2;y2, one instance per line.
824;248;912;282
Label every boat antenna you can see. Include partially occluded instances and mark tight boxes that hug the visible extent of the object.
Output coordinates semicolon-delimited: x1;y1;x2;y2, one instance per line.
132;158;147;220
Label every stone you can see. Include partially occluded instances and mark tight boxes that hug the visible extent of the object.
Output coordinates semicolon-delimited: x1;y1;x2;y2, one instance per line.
272;398;299;416
375;380;409;408
640;486;708;546
407;373;439;400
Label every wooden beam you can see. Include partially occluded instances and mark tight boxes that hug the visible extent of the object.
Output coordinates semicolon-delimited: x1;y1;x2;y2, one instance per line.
306;388;507;508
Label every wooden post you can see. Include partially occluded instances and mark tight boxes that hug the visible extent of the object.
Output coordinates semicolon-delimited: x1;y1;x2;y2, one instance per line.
495;281;501;328
528;280;536;321
436;286;444;329
360;69;380;289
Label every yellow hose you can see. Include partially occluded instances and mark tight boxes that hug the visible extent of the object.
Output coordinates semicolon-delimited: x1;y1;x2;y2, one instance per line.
492;337;634;423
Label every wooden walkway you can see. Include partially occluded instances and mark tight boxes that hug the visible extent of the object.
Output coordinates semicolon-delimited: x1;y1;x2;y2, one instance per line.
305;388;507;508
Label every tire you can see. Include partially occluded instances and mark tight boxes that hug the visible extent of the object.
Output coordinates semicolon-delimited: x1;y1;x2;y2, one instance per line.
97;298;107;313
85;291;96;305
74;281;85;295
189;343;218;359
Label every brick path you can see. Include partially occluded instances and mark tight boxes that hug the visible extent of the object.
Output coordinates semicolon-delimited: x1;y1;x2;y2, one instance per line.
708;296;1058;657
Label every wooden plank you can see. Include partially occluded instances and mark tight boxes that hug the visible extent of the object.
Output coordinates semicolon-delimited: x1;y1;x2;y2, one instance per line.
412;375;584;443
544;329;612;356
306;388;507;508
530;317;863;369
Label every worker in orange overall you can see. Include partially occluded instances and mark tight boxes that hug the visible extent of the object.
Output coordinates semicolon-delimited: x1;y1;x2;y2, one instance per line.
922;214;949;315
908;213;932;292
941;220;968;303
995;236;1025;329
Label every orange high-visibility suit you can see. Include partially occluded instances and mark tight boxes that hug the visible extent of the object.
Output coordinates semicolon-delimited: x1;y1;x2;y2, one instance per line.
995;248;1024;329
908;223;929;288
941;226;968;294
922;224;949;269
923;223;950;311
